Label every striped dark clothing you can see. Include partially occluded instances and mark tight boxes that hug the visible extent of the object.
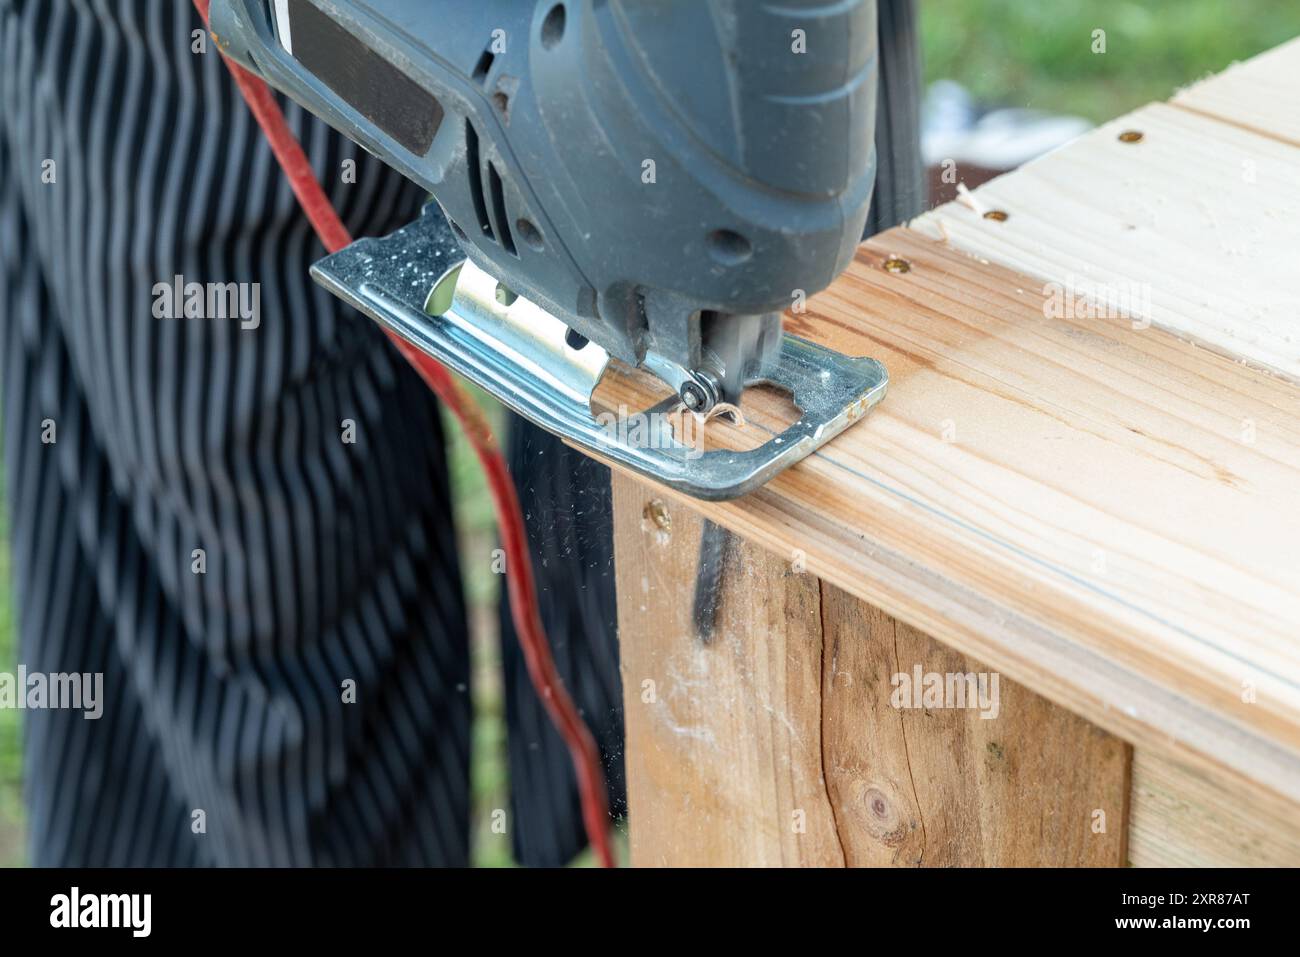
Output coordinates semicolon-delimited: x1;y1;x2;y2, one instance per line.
0;0;475;866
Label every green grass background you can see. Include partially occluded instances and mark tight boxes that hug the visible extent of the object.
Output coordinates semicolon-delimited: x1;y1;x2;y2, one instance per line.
3;0;1300;867
0;470;18;867
921;0;1300;121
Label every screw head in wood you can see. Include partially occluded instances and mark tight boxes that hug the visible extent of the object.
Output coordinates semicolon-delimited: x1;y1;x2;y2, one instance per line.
1118;129;1144;143
882;256;911;274
642;500;672;538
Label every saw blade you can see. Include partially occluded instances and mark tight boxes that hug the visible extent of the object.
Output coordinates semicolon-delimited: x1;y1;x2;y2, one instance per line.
703;311;782;404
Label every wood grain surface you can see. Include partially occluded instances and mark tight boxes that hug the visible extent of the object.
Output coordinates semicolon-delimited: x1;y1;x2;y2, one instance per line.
1172;35;1300;147
1129;749;1300;866
595;227;1300;814
596;36;1300;863
613;475;1130;866
911;103;1300;382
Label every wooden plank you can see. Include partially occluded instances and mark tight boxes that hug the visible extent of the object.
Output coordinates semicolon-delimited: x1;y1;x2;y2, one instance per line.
1172;35;1300;147
597;37;1300;863
593;228;1300;814
1129;750;1300;867
613;474;1130;866
819;586;1130;866
911;102;1300;382
612;476;843;867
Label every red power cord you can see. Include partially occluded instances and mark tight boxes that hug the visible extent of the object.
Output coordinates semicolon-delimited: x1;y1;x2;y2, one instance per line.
193;0;614;868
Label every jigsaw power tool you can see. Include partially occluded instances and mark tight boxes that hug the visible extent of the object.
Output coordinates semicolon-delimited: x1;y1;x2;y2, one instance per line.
209;0;888;498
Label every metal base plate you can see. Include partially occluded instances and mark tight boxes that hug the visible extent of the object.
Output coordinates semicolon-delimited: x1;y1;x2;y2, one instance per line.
311;206;888;500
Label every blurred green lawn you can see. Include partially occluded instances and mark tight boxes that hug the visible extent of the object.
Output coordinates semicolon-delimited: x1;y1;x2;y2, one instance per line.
0;469;19;868
3;1;1300;867
921;0;1300;121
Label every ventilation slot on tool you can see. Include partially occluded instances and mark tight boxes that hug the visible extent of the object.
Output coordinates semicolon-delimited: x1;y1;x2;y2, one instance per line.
488;162;517;256
465;120;494;242
471;48;495;84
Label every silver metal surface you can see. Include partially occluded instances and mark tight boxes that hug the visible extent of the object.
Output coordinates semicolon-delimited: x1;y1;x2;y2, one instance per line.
311;206;889;501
